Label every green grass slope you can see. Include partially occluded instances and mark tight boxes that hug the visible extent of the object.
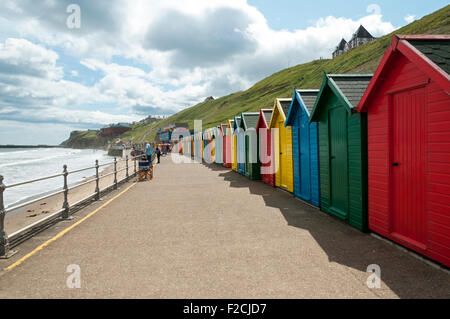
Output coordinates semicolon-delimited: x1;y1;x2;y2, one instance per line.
122;5;450;141
61;130;108;149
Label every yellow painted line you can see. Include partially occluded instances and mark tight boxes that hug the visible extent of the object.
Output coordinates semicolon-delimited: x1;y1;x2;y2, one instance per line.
4;182;137;272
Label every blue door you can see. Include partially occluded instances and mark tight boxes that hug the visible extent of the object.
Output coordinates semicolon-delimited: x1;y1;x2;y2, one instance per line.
299;113;311;200
238;132;245;174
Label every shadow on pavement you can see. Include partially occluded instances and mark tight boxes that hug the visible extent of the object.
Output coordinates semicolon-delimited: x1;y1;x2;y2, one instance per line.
202;162;450;299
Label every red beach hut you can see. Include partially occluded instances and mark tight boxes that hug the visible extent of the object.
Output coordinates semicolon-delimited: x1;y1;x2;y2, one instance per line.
357;35;450;267
256;109;275;186
220;123;232;168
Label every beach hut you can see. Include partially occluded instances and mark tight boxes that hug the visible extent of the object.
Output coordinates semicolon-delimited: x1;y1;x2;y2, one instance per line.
309;73;372;231
202;130;208;161
191;131;195;158
219;123;231;167
181;137;185;155
210;128;216;162
194;131;203;161
269;98;294;193
188;134;192;157
256;109;275;186
223;123;232;168
214;126;223;165
285;89;320;207
203;128;215;163
240;112;261;180
356;35;450;266
184;136;189;156
234;116;245;174
229;119;238;171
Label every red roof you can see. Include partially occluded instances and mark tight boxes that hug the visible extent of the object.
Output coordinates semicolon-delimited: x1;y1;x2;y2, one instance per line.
357;34;450;112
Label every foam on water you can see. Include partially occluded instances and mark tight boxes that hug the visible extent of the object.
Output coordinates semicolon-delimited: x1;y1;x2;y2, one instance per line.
0;148;113;208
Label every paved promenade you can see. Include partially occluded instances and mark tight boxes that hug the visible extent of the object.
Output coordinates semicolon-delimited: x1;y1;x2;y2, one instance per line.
0;155;449;298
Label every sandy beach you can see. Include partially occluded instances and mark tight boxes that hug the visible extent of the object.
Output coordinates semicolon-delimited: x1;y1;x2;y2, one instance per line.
4;150;146;235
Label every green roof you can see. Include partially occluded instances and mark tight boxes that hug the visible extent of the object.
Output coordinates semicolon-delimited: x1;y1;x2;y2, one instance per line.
409;39;450;74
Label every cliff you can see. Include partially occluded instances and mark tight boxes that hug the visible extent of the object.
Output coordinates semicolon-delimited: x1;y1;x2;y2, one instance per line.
60;130;109;149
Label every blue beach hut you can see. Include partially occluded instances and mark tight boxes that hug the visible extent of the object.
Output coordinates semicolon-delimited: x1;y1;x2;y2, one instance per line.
285;89;320;207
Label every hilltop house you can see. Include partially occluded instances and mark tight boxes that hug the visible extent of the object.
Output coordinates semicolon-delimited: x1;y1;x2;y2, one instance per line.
100;123;132;138
332;39;348;58
332;25;375;58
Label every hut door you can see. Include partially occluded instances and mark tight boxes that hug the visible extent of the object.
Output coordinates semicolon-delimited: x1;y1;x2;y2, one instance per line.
299;114;311;200
239;133;245;171
280;122;288;189
245;135;249;174
329;107;348;217
392;88;427;249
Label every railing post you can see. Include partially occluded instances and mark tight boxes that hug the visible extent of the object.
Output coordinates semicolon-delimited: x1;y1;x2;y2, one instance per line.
95;160;100;201
114;157;118;189
126;155;129;181
0;175;17;258
0;176;10;257
62;165;69;219
134;155;137;177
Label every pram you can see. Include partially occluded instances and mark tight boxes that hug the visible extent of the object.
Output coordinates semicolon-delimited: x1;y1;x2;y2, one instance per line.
138;158;153;181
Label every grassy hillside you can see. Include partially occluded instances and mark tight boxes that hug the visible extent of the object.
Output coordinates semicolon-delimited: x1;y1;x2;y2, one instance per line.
90;5;449;146
61;130;109;149
119;119;162;143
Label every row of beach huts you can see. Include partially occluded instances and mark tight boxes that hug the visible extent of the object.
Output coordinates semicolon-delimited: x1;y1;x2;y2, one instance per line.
175;35;450;268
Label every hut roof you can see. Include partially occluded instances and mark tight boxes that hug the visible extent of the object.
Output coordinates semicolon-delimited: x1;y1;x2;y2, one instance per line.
285;89;319;126
240;112;260;130
262;110;273;125
297;90;319;113
328;74;373;108
310;73;372;122
409;39;450;74
268;98;292;128
357;35;450;112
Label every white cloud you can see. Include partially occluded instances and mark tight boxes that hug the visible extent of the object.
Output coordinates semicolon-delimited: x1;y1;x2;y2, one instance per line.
0;0;398;143
0;38;62;79
404;14;416;24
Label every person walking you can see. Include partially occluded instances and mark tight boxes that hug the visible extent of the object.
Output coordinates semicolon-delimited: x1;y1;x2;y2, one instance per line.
145;141;153;162
156;146;161;164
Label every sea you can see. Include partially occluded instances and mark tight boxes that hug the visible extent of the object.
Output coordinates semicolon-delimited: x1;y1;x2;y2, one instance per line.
0;148;113;209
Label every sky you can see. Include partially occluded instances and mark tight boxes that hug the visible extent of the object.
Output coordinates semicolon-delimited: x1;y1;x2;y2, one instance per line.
0;0;447;145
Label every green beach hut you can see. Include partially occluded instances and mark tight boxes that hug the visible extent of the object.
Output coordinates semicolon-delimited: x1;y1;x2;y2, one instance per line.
309;74;372;232
240;112;261;180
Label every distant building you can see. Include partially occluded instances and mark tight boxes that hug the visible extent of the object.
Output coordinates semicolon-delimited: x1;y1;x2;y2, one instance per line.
332;39;348;58
332;25;375;58
204;96;215;102
139;116;160;125
156;122;189;144
100;123;131;138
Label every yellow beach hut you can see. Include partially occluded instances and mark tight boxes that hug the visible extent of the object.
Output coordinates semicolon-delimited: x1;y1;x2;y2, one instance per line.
228;119;238;171
269;98;294;193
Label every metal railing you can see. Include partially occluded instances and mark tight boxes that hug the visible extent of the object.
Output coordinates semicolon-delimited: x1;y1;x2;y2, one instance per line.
0;153;153;258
